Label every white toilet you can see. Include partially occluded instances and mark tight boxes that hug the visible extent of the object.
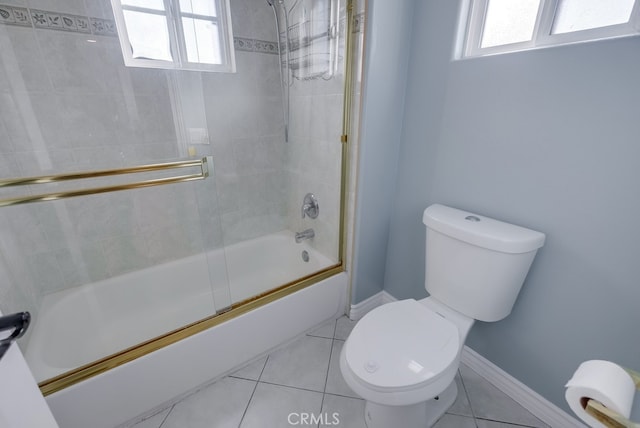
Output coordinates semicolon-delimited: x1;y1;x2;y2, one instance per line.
340;204;545;428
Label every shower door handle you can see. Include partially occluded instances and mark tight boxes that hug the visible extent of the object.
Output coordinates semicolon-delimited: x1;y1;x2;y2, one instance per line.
0;311;30;361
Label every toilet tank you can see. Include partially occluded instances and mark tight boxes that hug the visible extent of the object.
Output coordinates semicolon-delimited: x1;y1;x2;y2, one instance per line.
422;204;545;322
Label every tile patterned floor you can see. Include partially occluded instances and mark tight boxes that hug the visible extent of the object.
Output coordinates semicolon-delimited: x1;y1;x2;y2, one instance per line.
127;317;550;428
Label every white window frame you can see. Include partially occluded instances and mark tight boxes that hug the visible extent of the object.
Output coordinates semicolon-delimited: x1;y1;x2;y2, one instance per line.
111;0;236;73
462;0;640;58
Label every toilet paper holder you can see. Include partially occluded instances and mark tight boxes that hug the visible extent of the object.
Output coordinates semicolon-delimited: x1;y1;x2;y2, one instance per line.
584;367;640;428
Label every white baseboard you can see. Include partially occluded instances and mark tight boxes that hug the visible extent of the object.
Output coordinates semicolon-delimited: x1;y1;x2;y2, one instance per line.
348;290;397;320
461;347;585;428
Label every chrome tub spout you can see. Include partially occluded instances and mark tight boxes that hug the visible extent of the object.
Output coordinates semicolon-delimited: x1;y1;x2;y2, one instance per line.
295;228;315;243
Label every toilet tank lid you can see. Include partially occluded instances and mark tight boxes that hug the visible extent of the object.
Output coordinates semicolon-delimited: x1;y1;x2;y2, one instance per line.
423;204;545;254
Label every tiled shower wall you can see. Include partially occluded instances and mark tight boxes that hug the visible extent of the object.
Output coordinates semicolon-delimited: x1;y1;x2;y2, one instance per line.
0;0;361;357
285;0;351;260
287;77;344;259
0;0;288;346
206;0;289;246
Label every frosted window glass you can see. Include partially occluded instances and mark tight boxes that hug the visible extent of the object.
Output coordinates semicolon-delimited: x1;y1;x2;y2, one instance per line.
123;10;173;61
182;18;221;64
180;0;217;17
552;0;635;34
481;0;541;48
122;0;165;11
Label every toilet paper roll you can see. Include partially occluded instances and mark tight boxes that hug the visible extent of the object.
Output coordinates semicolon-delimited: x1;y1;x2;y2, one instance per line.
565;360;636;428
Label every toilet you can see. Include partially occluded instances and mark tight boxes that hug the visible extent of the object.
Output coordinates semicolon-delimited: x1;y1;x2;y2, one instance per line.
340;204;545;428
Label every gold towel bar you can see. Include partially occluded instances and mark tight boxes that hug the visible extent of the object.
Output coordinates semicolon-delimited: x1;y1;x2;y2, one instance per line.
0;157;210;207
585;368;640;428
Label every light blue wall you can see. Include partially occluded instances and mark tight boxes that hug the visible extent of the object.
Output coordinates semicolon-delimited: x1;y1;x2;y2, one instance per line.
356;0;640;415
350;0;415;303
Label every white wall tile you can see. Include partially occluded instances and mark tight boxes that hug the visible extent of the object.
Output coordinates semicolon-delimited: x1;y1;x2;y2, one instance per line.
27;0;86;15
0;152;21;175
36;31;108;93
100;233;150;275
27;251;66;294
83;0;113;20
0;26;52;93
0;0;27;6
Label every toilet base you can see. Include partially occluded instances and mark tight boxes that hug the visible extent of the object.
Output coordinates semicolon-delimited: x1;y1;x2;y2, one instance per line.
363;380;457;428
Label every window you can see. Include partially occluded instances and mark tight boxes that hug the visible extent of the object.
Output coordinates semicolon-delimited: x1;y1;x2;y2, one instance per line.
111;0;236;72
461;0;640;58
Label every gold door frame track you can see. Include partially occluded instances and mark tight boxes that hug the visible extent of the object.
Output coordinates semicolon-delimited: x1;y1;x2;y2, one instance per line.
39;263;344;396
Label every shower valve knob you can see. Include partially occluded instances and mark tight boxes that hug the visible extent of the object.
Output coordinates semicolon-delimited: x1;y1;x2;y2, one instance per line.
301;193;319;219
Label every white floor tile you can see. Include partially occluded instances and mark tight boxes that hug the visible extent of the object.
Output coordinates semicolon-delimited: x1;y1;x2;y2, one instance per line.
460;364;550;428
447;372;474;417
308;319;337;339
130;408;170;428
320;394;366;428
476;419;541;428
229;356;267;381
161;377;256;428
260;335;332;391
240;382;323;428
334;316;357;340
120;330;557;428
433;413;477;428
325;339;360;398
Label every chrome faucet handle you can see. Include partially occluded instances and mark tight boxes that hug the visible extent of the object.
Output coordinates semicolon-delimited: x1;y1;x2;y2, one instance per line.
301;193;319;219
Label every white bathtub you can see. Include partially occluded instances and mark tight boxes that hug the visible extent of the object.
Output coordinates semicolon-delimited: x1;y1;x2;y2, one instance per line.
25;230;335;384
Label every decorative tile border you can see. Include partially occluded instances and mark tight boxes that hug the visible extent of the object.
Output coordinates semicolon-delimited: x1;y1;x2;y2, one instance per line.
0;3;116;36
234;37;255;52
0;4;289;55
0;5;32;27
234;36;278;55
253;39;278;54
31;9;93;34
90;17;116;36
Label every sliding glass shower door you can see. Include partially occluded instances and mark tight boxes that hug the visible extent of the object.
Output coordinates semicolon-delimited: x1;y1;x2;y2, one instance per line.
0;0;352;392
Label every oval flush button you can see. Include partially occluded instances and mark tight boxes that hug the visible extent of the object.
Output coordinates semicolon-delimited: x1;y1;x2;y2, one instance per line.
365;360;379;373
465;215;480;222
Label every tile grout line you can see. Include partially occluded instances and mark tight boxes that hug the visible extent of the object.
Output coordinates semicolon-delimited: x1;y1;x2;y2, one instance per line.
474;417;544;428
306;333;336;339
318;340;337;426
457;367;481;428
317;319;339;428
156;404;175;428
237;355;270;428
257;378;329;395
331;318;338;338
459;363;551;428
306;316;339;341
323;391;362;401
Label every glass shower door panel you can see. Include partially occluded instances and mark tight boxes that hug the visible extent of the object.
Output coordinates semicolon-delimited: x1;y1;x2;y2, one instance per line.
0;179;225;382
0;20;230;383
218;0;345;304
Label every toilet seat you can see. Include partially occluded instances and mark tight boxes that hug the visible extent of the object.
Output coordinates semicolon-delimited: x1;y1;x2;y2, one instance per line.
341;299;462;405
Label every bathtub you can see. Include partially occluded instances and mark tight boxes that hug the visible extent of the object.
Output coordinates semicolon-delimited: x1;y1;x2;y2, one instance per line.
25;231;346;428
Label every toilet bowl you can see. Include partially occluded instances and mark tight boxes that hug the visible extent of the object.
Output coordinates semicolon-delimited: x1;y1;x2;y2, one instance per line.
340;298;474;427
340;204;545;428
